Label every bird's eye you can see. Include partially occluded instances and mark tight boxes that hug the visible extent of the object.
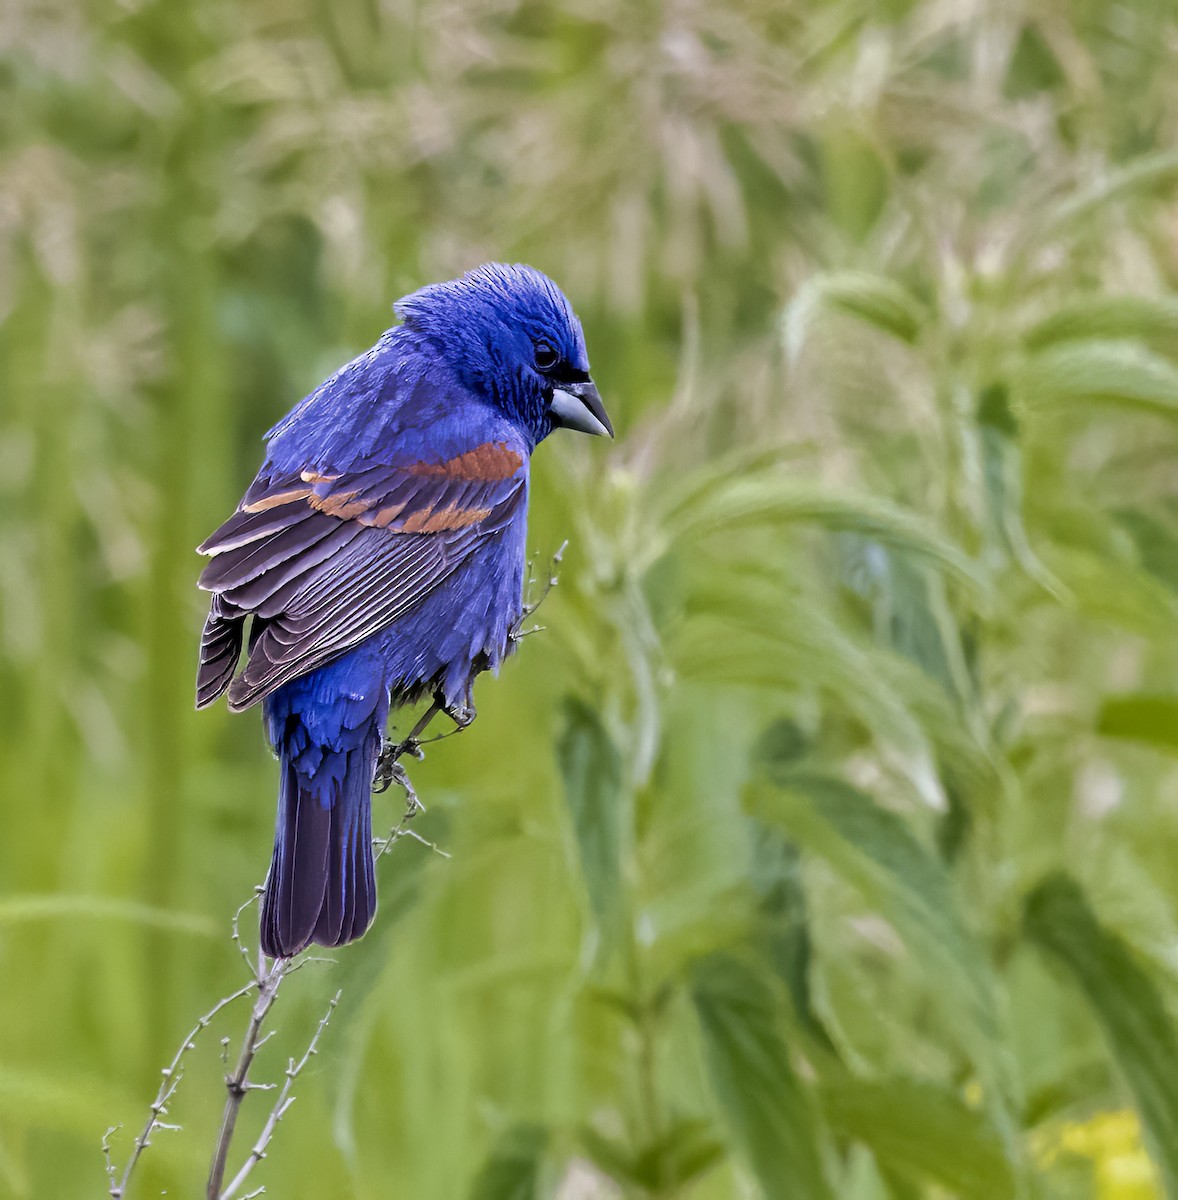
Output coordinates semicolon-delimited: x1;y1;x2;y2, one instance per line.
533;341;559;371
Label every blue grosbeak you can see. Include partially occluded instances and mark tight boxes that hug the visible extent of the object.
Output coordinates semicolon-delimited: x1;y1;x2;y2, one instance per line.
196;264;611;957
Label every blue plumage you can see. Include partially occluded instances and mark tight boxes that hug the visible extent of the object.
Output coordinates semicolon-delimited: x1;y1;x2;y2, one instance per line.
196;264;611;957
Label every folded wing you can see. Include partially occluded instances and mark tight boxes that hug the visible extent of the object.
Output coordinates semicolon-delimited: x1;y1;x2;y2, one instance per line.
196;440;527;711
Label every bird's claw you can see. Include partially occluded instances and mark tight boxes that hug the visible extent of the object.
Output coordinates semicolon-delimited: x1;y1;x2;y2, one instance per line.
451;704;476;730
373;756;422;817
435;693;476;731
373;738;421;794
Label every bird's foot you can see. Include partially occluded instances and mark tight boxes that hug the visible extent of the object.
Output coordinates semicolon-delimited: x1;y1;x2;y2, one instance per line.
435;691;476;732
373;755;422;817
373;737;424;795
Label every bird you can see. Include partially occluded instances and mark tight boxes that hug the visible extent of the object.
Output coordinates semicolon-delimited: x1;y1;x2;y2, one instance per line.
195;264;612;958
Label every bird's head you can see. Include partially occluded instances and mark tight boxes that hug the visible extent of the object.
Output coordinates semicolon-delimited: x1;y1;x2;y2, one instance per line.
394;263;613;446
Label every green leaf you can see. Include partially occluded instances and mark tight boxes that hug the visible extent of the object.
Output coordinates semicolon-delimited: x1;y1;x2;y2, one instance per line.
784;271;928;360
645;444;816;557
1024;873;1178;1196
1047;150;1178;230
750;775;1016;1123
748;818;835;1050
1097;694;1178;755
1024;294;1178;352
691;953;835;1200
977;384;1067;597
843;536;979;702
678;575;945;809
557;697;626;955
1018;340;1178;421
1003;24;1065;98
819;1076;1017;1199
1043;543;1178;639
1112;507;1178;594
468;1124;549;1200
580;1119;727;1193
577;1126;641;1188
820;131;889;243
659;478;982;589
630;1119;727;1193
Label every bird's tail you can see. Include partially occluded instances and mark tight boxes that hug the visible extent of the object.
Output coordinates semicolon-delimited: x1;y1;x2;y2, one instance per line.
260;723;379;959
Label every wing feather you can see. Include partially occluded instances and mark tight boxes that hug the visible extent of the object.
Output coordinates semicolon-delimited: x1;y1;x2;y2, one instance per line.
196;440;527;711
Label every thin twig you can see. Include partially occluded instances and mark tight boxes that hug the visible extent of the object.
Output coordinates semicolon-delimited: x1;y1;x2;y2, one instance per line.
106;980;259;1198
102;1126;120;1194
400;827;451;859
205;958;289;1200
371;707;436;863
231;893;262;979
517;540;567;626
373;778;426;865
218;991;342;1200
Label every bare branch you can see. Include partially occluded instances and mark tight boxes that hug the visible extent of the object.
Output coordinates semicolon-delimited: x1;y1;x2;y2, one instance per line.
231;893;262;980
401;827;451;859
102;1126;120;1194
205;958;289;1200
105;577;557;1196
218;991;342;1200
517;539;567;626
106;979;259;1198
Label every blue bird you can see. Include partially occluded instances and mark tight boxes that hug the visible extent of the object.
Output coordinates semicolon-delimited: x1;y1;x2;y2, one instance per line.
195;264;612;958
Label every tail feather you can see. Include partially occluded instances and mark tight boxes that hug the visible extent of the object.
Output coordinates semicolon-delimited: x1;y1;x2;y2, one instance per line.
260;730;379;959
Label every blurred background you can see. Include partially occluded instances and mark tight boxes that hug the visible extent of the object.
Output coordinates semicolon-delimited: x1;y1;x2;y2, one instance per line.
4;0;1178;1196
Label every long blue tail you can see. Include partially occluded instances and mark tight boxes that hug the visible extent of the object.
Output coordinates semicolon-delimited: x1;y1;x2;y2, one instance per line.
260;720;379;958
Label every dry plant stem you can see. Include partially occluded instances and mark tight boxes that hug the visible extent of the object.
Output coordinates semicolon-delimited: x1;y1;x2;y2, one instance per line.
105;979;259;1199
517;540;566;627
218;991;342;1200
206;956;289;1200
110;546;565;1199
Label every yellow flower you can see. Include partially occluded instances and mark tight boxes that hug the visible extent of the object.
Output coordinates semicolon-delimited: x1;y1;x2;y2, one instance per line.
1037;1110;1160;1200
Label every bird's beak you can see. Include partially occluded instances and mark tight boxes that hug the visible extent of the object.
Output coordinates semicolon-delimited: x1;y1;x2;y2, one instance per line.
550;379;614;439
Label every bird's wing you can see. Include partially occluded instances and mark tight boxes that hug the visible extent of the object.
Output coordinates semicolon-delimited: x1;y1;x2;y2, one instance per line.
196;439;528;711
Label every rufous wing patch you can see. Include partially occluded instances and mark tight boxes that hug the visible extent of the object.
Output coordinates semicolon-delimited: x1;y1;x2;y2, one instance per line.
242;487;312;513
406;442;523;482
245;446;518;530
395;502;494;533
309;489;370;520
365;502;409;529
420;503;492;531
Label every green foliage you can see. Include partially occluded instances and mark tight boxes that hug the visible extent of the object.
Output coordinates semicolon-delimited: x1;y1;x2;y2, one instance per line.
692;955;834;1200
1025;875;1178;1193
5;0;1178;1197
558;697;627;956
818;1077;1016;1199
1017;341;1178;422
784;273;929;356
468;1125;550;1200
750;775;1013;1125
